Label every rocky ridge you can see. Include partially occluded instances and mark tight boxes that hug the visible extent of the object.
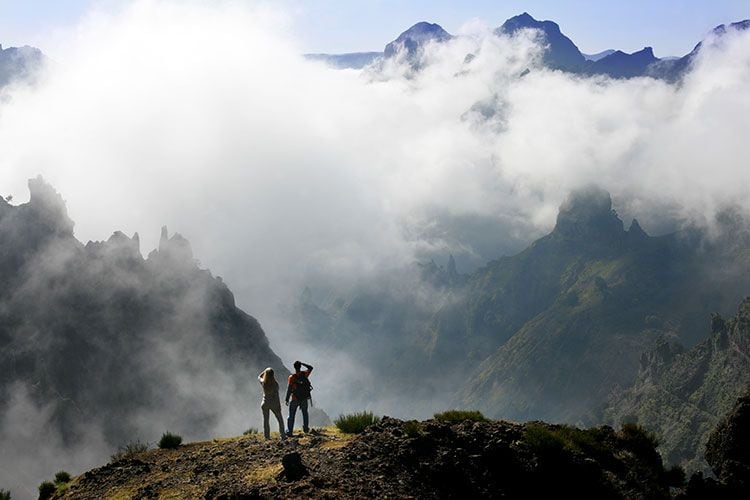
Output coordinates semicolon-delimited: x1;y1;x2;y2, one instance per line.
52;417;680;499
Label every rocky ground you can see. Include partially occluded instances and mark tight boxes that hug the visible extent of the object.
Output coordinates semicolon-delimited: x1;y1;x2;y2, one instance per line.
52;416;684;499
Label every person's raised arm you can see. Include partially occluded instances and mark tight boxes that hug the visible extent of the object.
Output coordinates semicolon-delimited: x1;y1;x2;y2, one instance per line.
258;370;265;384
302;362;313;374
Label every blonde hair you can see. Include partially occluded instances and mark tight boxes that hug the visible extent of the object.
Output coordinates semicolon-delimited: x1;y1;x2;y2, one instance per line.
261;367;276;388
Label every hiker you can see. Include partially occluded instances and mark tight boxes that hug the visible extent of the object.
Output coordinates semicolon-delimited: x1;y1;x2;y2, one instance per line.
285;360;313;435
258;367;286;440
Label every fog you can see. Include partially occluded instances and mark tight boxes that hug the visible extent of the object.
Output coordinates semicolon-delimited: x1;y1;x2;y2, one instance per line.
2;2;749;312
1;1;750;496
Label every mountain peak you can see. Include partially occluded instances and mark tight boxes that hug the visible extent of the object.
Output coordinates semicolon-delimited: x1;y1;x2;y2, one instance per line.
712;19;750;36
554;186;623;240
497;12;584;70
500;12;555;32
384;21;452;58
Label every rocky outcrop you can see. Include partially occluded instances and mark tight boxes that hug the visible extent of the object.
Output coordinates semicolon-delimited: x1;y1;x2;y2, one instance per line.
53;418;680;499
606;300;750;472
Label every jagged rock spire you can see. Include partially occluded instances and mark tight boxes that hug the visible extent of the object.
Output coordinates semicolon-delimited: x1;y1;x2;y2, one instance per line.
27;175;75;236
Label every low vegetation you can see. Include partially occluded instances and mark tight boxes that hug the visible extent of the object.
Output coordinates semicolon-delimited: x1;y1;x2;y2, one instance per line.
54;471;71;485
37;469;73;499
243;427;259;436
38;481;55;500
524;423;614;457
158;432;183;449
434;410;487;423
0;488;10;500
111;440;149;462
334;411;380;434
403;420;424;437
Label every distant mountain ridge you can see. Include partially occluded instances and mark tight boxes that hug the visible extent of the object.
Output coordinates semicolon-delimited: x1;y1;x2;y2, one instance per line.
0;177;294;493
308;12;750;82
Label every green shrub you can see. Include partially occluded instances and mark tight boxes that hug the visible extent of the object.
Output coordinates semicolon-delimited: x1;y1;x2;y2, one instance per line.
403;420;424;438
665;464;686;488
334;411;380;434
38;481;55;500
524;423;613;459
111;440;149;462
524;423;566;453
243;427;259;436
158;431;183;449
619;423;659;449
434;410;487;424
0;488;11;500
53;471;71;485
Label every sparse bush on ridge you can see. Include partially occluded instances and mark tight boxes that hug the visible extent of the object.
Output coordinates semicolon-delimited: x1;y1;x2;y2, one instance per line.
158;431;183;449
619;422;659;450
0;488;11;500
403;420;423;437
54;471;71;485
434;410;487;424
38;481;55;500
111;440;149;462
243;427;259;436
334;411;380;434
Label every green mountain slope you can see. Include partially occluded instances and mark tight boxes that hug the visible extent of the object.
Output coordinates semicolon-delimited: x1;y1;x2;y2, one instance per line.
297;187;750;427
450;188;750;424
604;300;750;472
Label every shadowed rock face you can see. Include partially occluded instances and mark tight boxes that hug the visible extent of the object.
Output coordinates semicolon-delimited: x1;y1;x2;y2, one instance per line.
0;177;288;476
705;391;750;488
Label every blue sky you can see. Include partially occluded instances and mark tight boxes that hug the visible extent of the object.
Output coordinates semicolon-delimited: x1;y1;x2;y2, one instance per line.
1;0;749;57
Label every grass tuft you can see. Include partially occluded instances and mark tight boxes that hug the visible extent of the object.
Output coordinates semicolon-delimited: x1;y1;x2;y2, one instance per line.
111;440;149;462
403;420;424;437
54;470;71;484
334;411;380;434
434;410;487;424
158;431;183;449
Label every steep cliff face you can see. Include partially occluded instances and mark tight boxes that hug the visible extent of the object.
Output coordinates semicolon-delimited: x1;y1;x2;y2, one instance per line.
605;300;750;471
0;178;288;492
